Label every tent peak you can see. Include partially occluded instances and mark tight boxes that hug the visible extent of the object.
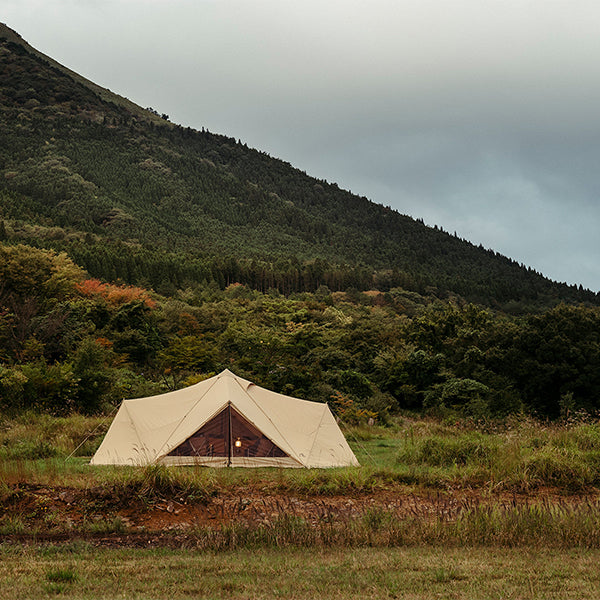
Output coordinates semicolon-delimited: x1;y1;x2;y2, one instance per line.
217;368;253;391
218;369;235;377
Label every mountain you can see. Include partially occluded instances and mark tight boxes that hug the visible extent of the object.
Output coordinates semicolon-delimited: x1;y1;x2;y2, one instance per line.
3;24;600;421
0;23;596;308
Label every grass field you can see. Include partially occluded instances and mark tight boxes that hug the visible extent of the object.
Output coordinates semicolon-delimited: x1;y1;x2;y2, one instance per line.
2;545;600;600
2;413;600;597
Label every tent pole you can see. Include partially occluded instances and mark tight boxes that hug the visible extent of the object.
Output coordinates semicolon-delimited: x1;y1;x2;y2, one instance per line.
227;403;232;467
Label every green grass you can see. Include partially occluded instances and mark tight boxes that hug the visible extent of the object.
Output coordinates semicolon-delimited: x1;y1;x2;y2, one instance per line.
2;414;600;494
0;412;108;461
389;417;600;491
0;545;599;599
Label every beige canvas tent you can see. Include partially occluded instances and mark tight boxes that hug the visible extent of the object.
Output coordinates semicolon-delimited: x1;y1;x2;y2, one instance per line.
91;369;359;468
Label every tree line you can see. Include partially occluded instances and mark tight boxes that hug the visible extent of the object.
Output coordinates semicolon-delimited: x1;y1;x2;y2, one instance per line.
1;243;599;422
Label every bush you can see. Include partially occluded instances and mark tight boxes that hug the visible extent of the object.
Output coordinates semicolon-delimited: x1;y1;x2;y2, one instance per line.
519;447;597;491
424;378;492;419
21;362;78;415
0;439;58;460
398;432;498;467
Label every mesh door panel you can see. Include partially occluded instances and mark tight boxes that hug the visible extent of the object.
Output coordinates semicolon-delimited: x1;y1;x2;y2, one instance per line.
167;405;288;459
230;408;288;458
167;407;228;457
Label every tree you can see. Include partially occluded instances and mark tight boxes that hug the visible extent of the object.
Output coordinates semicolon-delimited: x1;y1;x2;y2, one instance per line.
72;337;113;413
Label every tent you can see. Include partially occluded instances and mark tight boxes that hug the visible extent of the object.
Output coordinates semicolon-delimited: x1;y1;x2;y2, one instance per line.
91;369;359;468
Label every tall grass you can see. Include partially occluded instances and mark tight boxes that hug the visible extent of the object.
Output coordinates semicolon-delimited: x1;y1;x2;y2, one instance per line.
394;418;600;491
95;463;216;504
0;412;107;460
183;501;600;550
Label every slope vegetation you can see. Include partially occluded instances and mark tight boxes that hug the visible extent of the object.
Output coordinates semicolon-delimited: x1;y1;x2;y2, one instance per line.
0;23;595;308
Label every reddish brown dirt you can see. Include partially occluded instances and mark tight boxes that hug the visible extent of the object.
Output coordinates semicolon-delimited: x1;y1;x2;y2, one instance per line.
2;483;599;547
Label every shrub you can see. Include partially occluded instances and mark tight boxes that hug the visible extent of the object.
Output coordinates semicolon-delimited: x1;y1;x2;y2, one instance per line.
0;439;58;460
519;447;596;491
424;378;492;418
398;432;498;468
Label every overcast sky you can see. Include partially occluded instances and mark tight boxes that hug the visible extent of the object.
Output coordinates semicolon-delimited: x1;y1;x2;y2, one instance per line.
5;1;600;291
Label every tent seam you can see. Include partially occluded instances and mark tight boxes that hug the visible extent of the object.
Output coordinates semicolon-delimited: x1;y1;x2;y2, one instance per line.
305;404;329;467
124;401;148;465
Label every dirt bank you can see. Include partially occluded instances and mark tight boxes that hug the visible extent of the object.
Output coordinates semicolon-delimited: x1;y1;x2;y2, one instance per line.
2;482;599;547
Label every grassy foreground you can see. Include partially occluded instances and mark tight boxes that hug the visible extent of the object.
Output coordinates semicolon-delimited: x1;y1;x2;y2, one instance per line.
1;545;600;600
3;414;600;597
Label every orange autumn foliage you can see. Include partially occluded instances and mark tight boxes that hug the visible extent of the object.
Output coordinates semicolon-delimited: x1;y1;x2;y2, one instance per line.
76;279;156;308
95;337;114;348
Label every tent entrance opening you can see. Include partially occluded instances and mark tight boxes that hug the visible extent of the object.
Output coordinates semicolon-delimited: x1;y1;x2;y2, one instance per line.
167;404;288;463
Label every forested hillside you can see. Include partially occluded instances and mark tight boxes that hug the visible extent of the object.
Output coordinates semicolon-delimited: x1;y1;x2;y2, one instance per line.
2;243;600;420
0;23;596;309
2;23;600;421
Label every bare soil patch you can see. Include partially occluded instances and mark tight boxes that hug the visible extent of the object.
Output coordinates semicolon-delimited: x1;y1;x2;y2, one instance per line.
3;482;599;547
